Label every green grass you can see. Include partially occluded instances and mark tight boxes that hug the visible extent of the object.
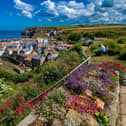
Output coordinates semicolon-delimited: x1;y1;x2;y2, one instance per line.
85;37;126;66
91;55;126;66
0;58;17;74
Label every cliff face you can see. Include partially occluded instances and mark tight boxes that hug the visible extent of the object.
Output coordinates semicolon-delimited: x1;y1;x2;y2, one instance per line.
21;26;58;38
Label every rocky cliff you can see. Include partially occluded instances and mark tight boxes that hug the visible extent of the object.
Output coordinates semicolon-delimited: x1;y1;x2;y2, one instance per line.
21;26;58;38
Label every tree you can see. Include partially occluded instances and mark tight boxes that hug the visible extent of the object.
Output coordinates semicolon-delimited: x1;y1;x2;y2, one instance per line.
68;33;81;41
83;33;90;37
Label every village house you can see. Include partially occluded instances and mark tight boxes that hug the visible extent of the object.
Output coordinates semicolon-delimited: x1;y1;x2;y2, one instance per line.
37;38;48;45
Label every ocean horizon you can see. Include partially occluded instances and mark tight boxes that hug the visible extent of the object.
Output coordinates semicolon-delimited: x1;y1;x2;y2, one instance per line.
0;30;22;39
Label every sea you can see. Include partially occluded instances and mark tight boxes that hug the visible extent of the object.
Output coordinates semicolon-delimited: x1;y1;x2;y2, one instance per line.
0;30;22;39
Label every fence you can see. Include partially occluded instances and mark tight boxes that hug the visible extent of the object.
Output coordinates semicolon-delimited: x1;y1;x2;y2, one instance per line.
0;57;91;125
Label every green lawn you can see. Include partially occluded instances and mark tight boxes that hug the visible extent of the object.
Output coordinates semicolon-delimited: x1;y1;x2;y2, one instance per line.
91;55;126;66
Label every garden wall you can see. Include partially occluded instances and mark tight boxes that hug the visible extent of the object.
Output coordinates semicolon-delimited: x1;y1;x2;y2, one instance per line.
106;72;120;126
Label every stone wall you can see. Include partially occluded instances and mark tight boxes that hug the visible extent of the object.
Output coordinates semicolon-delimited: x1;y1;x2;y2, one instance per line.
106;73;120;126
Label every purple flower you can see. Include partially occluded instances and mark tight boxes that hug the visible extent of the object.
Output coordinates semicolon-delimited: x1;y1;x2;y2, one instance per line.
99;69;112;85
96;88;105;96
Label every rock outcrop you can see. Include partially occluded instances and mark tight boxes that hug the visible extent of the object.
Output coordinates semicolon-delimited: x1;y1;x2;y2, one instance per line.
21;26;58;38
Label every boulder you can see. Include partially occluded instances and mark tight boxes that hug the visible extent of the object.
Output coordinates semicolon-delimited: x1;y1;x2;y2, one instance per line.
51;118;62;126
95;98;104;110
66;109;82;125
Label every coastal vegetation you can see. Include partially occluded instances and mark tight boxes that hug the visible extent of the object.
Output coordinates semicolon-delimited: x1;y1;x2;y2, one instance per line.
1;25;126;125
0;47;84;125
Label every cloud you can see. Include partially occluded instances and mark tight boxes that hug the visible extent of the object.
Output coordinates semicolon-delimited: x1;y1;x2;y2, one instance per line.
40;0;58;16
13;0;34;18
13;0;126;24
37;0;95;19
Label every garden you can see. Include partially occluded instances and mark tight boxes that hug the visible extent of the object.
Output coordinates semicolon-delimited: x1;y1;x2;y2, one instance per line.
28;63;120;126
1;26;126;125
0;47;85;125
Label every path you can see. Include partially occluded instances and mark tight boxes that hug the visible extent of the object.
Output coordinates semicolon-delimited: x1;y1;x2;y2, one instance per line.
120;86;126;126
17;111;38;126
82;46;89;58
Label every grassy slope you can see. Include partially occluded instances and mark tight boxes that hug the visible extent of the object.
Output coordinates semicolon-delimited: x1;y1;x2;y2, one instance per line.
60;25;126;33
58;25;126;66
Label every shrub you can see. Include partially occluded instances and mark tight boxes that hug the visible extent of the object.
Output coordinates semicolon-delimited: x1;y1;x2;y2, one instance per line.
68;33;81;41
118;39;124;44
95;112;110;126
36;49;83;85
0;70;33;83
95;32;106;37
119;51;126;60
72;43;83;55
48;90;66;105
104;41;122;55
57;36;63;41
118;37;126;44
90;40;122;56
83;33;90;37
43;70;63;84
106;32;118;38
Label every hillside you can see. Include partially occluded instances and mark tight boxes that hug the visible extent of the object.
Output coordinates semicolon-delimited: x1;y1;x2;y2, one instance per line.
21;26;58;38
22;25;126;38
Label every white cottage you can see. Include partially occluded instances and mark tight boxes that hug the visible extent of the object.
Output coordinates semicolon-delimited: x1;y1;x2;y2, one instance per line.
37;38;48;45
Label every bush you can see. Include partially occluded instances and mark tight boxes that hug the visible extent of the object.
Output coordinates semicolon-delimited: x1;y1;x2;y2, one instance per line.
48;90;66;105
83;33;90;37
72;43;83;55
57;36;63;41
36;50;83;84
95;112;110;126
118;37;126;44
106;32;118;38
104;41;122;55
119;51;126;60
68;33;81;41
0;70;33;83
95;32;106;37
118;39;124;44
90;40;122;56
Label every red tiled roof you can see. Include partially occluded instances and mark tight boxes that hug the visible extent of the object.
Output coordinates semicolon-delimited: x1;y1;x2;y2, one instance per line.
2;41;14;46
25;57;32;61
38;44;42;48
61;44;73;48
7;48;13;51
32;51;38;55
49;50;54;54
58;41;64;44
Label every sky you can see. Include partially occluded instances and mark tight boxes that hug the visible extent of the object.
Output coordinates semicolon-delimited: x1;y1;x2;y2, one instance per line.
0;0;126;30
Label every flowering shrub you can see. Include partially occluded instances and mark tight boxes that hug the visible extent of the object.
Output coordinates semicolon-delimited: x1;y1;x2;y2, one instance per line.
64;95;102;115
0;79;15;99
0;90;47;125
65;63;114;94
48;90;66;105
98;62;125;85
98;62;126;73
99;69;112;85
65;64;96;94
